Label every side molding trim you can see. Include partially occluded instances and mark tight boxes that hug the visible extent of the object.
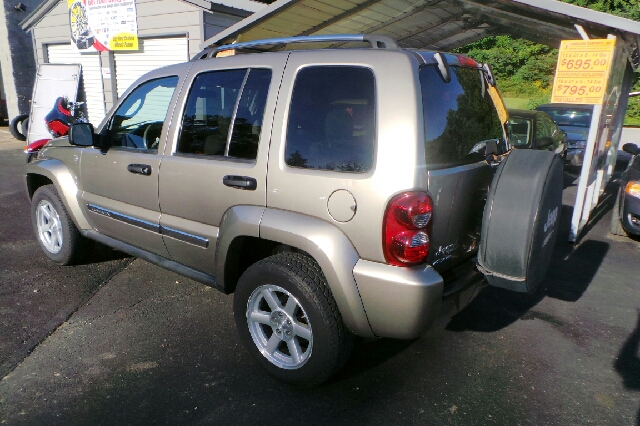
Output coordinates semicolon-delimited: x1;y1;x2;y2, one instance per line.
87;204;210;248
82;230;219;290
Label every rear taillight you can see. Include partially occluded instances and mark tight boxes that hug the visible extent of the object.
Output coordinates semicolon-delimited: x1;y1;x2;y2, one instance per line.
383;192;433;266
456;54;479;68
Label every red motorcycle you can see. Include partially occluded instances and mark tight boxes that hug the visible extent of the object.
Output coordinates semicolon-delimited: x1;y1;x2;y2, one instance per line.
25;97;87;162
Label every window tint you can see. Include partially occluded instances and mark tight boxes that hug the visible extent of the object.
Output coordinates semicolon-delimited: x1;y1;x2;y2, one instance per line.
420;66;503;167
177;68;272;160
535;114;549;140
228;69;271;160
537;107;592;127
285;66;375;173
178;69;245;156
509;117;531;147
108;76;178;150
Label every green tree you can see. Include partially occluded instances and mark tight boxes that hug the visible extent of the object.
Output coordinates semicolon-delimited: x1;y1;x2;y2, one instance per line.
560;0;640;21
454;1;640;123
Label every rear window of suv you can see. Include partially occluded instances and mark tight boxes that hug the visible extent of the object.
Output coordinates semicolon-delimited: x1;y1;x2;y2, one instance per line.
420;65;503;168
536;107;592;128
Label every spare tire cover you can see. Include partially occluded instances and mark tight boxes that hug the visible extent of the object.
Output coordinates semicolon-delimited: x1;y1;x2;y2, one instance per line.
478;149;563;293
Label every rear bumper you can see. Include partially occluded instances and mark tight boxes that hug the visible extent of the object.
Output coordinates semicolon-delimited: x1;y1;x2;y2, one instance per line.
353;260;483;339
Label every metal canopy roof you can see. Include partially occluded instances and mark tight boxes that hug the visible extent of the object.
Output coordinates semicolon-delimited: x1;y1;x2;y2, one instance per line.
200;0;640;66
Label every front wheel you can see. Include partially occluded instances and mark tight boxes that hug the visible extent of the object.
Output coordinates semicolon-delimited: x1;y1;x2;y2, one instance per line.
31;185;86;265
233;252;353;387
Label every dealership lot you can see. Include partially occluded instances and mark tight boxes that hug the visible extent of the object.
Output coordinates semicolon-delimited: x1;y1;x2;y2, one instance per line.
1;135;639;425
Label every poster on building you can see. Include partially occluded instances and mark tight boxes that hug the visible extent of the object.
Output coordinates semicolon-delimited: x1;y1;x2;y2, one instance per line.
68;0;139;52
551;39;616;104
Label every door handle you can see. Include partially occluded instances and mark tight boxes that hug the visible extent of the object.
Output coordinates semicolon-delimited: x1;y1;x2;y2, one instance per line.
223;175;257;190
127;164;152;176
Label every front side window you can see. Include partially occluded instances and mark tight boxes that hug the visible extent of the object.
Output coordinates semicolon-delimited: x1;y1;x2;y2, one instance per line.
285;66;375;173
108;76;178;150
177;68;272;160
420;66;503;167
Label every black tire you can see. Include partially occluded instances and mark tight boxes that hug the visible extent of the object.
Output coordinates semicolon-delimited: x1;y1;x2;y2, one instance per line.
31;185;87;265
233;252;353;387
610;188;628;237
21;117;29;136
9;114;28;141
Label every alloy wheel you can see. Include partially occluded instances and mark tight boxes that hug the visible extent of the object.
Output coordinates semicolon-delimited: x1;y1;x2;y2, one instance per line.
246;284;313;369
36;199;63;254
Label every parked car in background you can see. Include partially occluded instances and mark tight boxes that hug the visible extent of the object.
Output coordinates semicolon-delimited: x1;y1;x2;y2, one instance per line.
611;142;640;238
508;109;567;160
535;103;594;167
0;90;7;122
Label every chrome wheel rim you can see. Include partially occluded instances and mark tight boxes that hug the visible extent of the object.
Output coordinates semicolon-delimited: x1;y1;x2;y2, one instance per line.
36;200;63;254
246;284;313;370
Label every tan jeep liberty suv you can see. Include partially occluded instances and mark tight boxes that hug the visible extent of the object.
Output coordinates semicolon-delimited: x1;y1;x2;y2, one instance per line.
25;34;563;386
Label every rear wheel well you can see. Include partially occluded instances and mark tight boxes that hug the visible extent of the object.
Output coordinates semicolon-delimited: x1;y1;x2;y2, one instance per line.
223;237;311;294
26;174;53;199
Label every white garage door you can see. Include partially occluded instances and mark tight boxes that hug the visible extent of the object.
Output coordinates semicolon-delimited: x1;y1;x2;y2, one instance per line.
46;44;106;125
114;37;188;98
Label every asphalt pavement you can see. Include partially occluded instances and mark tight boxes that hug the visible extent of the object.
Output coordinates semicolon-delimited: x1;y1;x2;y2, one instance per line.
0;127;639;425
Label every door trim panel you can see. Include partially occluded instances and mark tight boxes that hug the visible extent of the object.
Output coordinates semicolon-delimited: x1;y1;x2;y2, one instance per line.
87;204;159;233
161;226;209;248
87;203;210;248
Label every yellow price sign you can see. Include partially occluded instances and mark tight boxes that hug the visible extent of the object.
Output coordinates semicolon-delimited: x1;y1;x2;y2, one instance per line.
551;39;615;104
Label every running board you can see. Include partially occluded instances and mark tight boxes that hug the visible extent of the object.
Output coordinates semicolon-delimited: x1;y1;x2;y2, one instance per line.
82;230;220;290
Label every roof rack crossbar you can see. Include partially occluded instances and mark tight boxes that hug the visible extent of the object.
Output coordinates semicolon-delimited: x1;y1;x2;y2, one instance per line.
193;34;399;60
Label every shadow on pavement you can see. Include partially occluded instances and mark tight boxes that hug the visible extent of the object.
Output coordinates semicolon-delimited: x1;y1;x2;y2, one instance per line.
75;240;132;265
614;309;640;425
446;198;610;332
329;337;416;383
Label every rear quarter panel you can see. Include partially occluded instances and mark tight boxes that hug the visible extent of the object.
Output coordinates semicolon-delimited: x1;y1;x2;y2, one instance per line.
266;49;423;263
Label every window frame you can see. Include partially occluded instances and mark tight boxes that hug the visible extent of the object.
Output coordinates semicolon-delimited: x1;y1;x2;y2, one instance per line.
283;64;377;174
419;64;505;170
104;75;180;154
173;67;273;162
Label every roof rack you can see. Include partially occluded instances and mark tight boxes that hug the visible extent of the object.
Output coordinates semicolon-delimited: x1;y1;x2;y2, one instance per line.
193;34;399;61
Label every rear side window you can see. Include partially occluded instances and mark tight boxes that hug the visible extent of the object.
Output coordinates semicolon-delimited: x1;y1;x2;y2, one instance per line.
285;66;375;173
177;68;271;160
420;66;503;168
509;117;531;147
535;114;551;140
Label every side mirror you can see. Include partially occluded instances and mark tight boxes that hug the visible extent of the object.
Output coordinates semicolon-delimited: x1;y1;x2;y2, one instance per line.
69;123;95;147
484;139;498;156
622;143;640;156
